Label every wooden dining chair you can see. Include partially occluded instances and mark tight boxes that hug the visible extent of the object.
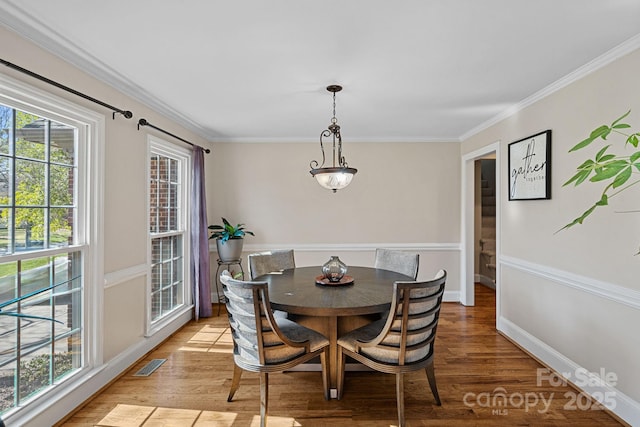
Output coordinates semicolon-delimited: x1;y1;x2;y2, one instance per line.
374;248;420;280
219;270;330;427
336;270;446;427
248;249;296;279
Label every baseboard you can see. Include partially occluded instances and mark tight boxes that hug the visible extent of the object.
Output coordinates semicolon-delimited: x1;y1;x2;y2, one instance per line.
443;290;459;302
474;273;496;289
497;316;639;426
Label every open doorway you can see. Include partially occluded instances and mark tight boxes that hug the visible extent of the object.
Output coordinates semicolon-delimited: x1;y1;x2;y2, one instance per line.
461;142;500;320
475;157;496;292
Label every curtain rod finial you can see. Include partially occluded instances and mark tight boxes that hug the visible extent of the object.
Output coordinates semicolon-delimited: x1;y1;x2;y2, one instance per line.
113;110;133;120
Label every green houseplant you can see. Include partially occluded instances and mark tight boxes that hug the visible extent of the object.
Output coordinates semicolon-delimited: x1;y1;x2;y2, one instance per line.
561;110;640;252
209;217;254;262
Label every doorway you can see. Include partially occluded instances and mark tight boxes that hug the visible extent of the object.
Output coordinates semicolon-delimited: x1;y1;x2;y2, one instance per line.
461;143;500;320
476;157;496;291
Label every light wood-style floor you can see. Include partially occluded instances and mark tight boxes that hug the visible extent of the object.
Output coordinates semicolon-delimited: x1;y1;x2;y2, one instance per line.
59;285;626;426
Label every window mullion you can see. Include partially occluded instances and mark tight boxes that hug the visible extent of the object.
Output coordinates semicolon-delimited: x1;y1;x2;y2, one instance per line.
44;119;51;248
10;109;16;254
15;259;22;406
49;256;55;385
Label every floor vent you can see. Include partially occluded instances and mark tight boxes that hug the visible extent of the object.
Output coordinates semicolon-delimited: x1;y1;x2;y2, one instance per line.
133;359;166;377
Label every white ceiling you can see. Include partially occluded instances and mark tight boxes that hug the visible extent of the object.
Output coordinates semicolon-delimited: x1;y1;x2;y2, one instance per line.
2;1;640;143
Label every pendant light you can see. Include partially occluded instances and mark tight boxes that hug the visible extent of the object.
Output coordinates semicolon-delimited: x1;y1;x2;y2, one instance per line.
309;85;357;192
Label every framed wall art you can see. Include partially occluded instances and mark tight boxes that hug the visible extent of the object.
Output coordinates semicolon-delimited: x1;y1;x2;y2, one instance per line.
508;130;551;200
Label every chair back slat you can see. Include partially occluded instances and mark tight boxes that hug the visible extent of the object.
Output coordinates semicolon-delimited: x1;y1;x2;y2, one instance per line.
374;248;420;280
248;250;296;280
358;270;446;365
221;271;308;365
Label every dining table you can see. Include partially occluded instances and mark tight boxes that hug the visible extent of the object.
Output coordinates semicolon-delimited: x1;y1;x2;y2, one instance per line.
255;265;413;398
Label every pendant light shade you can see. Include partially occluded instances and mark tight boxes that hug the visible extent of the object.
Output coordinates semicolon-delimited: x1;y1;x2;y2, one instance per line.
309;85;357;192
312;167;357;191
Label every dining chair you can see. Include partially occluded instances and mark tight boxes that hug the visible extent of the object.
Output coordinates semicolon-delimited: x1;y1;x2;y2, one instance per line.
374;248;419;280
219;270;330;427
248;249;296;279
336;270;447;427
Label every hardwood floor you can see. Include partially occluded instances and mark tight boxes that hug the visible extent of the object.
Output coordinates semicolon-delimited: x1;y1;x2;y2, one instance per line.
59;285;626;426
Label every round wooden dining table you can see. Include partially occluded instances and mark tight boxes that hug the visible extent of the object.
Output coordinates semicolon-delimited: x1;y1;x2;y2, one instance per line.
255;265;413;397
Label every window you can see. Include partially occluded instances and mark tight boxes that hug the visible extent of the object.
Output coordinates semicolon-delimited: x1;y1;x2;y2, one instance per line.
0;106;83;415
148;139;190;332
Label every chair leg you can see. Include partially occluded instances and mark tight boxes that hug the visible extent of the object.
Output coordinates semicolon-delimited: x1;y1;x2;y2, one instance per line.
396;373;405;427
260;372;268;427
425;363;441;405
320;347;330;400
228;364;243;402
336;347;345;400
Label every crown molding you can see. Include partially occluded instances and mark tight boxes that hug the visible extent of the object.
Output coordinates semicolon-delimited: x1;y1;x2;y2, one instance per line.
460;33;640;142
0;5;215;141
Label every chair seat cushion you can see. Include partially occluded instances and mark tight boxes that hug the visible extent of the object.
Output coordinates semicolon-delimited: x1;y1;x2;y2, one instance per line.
276;317;329;353
338;318;432;364
337;318;386;353
273;310;288;319
234;317;329;366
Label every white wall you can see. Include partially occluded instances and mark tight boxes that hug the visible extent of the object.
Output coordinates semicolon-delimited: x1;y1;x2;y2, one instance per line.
462;45;640;424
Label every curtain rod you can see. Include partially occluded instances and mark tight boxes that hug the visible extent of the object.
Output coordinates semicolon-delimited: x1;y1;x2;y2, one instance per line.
137;119;210;153
1;58;133;120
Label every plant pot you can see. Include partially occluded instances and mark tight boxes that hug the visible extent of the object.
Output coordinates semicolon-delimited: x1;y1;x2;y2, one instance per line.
216;238;244;262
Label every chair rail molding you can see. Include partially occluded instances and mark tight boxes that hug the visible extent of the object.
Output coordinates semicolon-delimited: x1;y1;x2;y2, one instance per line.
212;242;462;253
500;255;640;310
104;263;148;289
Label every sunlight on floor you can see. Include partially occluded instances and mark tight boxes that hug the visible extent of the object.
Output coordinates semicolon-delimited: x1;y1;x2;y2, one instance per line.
178;324;233;354
96;403;237;426
96;403;302;426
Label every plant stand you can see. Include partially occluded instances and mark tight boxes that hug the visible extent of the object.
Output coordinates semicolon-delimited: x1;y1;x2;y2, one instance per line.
214;258;244;315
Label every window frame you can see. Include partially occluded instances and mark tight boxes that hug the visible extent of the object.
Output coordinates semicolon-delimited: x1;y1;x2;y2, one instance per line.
0;73;104;421
146;136;192;337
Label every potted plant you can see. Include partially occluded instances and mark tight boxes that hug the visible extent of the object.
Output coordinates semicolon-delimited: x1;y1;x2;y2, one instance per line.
209;217;254;262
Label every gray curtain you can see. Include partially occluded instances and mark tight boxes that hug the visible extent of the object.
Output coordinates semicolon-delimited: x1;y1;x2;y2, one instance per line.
191;145;212;319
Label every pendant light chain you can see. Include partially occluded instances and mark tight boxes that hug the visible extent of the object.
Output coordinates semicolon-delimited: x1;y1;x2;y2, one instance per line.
332;91;337;124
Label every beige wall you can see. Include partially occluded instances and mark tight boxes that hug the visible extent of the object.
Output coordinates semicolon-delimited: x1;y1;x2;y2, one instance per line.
462;46;640;412
208;141;460;243
206;141;462;288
